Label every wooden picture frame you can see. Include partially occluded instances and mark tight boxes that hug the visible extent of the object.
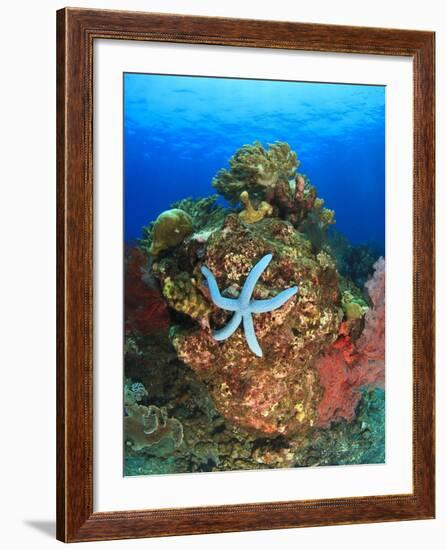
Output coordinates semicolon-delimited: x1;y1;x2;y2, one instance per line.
56;7;435;542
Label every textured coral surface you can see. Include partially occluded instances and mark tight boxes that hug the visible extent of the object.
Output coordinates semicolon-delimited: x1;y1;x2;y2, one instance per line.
171;215;341;436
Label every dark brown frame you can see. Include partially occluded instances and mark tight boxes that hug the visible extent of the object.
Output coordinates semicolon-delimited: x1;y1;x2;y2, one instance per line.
56;7;435;542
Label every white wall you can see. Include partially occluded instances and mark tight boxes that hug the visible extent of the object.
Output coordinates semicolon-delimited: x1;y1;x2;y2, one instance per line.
1;0;444;548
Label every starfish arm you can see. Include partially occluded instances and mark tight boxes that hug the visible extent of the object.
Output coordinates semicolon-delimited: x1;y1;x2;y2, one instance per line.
212;311;242;341
250;286;298;314
201;266;239;311
239;253;273;307
242;313;263;357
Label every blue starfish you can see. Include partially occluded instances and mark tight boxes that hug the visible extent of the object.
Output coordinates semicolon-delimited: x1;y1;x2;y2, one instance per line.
201;254;298;357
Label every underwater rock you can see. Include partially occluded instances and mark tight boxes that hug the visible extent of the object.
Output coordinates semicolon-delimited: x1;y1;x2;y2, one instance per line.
212;141;298;204
124;347;385;473
201;253;298;357
148;208;193;255
168;214;342;436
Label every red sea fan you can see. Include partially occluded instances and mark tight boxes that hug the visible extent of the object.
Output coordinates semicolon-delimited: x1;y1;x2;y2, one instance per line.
316;340;363;426
316;258;385;427
124;247;170;334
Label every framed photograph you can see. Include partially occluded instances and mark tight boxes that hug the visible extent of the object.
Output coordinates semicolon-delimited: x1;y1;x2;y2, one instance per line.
56;8;435;542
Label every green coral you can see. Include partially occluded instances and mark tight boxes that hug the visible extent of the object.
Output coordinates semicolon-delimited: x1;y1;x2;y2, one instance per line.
212;141;299;203
341;290;368;320
171;195;228;232
162;273;211;319
147;208;193;256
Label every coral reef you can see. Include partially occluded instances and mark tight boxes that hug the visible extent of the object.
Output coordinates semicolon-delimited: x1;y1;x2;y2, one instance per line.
316;259;385;427
124;379;148;406
147;208;193;255
169;214;342;436
124;141;385;474
212;141;336;252
212;141;298;203
124;338;384;474
341;289;368;321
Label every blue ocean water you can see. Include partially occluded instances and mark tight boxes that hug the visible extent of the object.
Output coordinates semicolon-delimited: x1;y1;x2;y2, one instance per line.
124;73;385;250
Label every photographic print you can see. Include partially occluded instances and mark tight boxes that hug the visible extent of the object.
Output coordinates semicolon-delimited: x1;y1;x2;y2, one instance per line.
123;73;385;477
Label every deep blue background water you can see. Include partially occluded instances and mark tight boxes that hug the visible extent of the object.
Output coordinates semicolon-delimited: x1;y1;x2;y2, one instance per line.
124;73;385;249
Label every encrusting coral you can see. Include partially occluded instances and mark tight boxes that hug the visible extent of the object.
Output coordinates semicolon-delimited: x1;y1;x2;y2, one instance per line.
162;273;211;320
125;403;184;455
169;214;342;436
341;290;368;321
